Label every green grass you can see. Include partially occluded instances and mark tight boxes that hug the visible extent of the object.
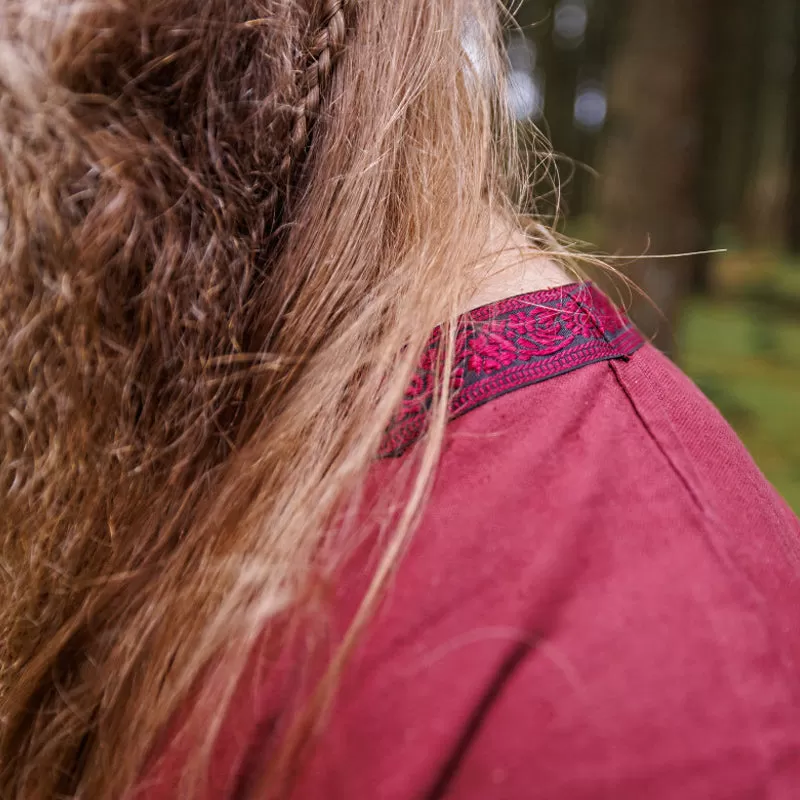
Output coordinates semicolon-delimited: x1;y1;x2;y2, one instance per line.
680;280;800;513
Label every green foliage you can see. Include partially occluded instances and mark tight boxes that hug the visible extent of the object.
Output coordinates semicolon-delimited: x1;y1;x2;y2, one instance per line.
680;258;800;512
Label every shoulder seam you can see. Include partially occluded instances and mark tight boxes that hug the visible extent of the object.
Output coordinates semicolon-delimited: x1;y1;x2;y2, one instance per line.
608;356;708;516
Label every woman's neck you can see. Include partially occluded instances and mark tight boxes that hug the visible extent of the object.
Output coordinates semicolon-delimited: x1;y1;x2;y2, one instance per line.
467;217;574;311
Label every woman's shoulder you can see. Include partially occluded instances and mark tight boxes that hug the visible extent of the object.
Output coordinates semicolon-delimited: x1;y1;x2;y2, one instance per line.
303;343;800;798
141;344;800;800
138;340;800;800
435;337;798;540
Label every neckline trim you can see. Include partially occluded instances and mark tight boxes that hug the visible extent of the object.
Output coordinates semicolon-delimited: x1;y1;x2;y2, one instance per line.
380;283;644;458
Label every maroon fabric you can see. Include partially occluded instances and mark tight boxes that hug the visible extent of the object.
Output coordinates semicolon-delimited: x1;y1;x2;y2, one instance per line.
381;283;643;457
139;285;800;799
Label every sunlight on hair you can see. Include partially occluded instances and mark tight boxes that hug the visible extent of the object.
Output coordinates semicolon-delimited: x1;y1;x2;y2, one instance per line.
0;1;618;797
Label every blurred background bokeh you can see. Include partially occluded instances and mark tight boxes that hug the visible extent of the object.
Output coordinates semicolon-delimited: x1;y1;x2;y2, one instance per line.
508;0;800;511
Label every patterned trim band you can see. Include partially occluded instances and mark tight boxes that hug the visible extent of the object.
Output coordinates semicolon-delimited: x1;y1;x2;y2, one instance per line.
380;283;644;458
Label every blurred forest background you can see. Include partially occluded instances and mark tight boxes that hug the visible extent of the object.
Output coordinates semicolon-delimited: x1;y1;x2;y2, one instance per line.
508;0;800;511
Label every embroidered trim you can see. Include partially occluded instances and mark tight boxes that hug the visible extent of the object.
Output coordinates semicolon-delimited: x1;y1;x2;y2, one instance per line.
380;283;644;458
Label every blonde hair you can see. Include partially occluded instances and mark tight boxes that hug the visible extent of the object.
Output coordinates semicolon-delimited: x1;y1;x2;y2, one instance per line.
0;0;568;796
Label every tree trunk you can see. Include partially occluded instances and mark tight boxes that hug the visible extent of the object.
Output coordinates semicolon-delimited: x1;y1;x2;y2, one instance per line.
690;0;735;294
596;0;717;356
729;0;769;242
740;0;795;247
785;0;800;253
570;0;629;219
517;0;579;219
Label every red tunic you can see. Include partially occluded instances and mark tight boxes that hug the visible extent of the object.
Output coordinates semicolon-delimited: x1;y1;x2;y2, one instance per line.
140;284;800;799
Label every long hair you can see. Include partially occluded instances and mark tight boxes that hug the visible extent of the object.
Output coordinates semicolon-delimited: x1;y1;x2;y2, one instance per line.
0;0;559;795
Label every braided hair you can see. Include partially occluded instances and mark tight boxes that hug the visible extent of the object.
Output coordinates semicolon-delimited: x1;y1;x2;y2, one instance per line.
262;0;355;220
0;1;525;796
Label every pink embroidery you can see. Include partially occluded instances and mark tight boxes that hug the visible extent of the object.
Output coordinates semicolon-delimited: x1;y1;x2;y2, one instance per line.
506;309;563;345
467;331;517;373
516;335;549;362
505;312;533;338
525;309;573;354
380;284;643;457
561;295;600;338
449;365;466;394
400;371;433;419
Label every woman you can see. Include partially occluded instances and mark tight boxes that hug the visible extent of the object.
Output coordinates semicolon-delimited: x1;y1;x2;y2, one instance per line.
1;0;799;798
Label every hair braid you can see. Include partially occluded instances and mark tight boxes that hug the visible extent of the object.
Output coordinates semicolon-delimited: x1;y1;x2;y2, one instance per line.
268;0;353;214
0;0;530;795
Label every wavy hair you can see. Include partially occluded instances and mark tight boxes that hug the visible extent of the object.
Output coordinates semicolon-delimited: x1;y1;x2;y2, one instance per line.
0;0;564;796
